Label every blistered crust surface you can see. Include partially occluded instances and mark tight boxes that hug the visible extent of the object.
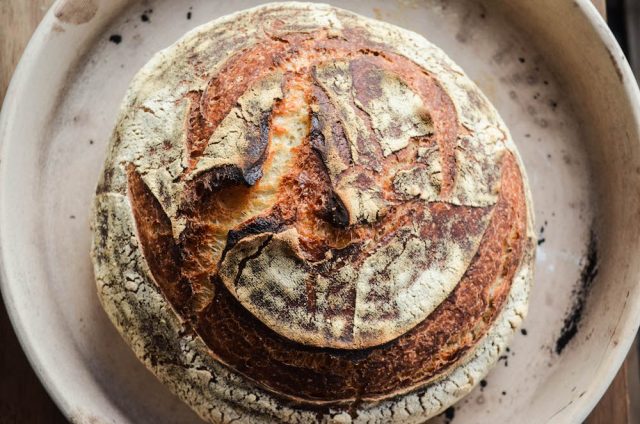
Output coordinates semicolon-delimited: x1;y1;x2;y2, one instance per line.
91;2;536;423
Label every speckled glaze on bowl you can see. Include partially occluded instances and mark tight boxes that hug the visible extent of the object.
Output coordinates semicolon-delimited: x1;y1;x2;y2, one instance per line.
1;1;639;423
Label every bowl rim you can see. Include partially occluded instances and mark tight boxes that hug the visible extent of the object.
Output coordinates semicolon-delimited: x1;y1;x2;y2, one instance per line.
553;1;640;421
0;0;639;422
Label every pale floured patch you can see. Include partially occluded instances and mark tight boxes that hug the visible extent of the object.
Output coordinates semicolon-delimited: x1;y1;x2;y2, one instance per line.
449;127;506;207
314;61;367;163
111;86;190;235
350;212;489;345
393;166;441;202
354;71;433;156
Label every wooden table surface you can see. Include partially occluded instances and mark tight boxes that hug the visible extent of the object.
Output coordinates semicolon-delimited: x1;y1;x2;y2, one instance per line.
0;0;630;423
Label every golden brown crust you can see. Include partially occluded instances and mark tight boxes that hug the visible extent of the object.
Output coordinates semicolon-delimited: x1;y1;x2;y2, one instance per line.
124;30;527;403
126;165;192;308
92;3;535;421
135;152;524;406
121;151;526;404
168;30;506;352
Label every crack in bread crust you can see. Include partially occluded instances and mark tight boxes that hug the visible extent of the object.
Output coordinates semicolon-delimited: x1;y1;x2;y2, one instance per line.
91;3;536;421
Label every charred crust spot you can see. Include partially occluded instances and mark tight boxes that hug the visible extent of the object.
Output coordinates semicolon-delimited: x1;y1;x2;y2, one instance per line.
182;39;290;171
324;192;350;227
233;234;274;287
224;216;285;257
184;165;246;205
309;112;326;153
242;109;273;185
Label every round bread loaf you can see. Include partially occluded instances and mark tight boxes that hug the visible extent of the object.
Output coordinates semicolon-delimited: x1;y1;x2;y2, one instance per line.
91;3;536;422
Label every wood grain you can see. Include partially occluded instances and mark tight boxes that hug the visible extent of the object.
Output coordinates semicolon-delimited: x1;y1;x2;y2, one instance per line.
0;1;631;423
587;364;631;424
0;0;54;100
0;3;66;423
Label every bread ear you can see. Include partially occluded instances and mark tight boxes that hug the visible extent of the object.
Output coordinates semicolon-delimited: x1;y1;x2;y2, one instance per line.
126;163;191;313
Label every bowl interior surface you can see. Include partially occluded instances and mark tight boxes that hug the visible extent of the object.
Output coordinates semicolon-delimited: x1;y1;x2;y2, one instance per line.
1;0;639;423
